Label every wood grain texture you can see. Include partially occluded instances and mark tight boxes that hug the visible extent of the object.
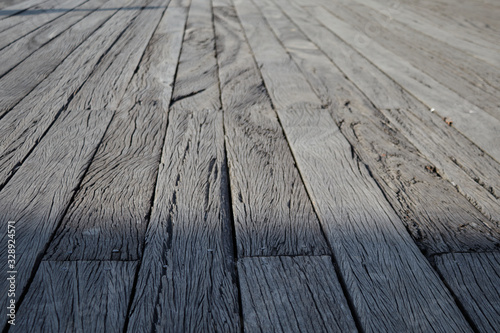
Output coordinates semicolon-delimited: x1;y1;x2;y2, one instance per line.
236;0;472;331
126;0;240;331
0;108;113;330
214;5;329;257
0;0;49;16
46;3;183;262
0;0;137;189
12;261;137;333
276;0;500;228
238;256;357;332
0;0;106;77
0;0;51;32
435;252;500;333
264;0;500;255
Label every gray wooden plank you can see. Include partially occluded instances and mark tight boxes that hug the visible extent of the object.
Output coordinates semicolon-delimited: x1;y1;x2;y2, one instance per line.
12;261;136;332
275;0;500;228
0;108;114;331
0;0;49;13
0;0;50;30
46;2;182;262
0;0;107;78
308;5;500;163
0;0;87;50
235;0;472;331
435;252;500;333
238;256;357;332
261;0;500;255
213;5;329;257
126;0;240;331
0;0;139;189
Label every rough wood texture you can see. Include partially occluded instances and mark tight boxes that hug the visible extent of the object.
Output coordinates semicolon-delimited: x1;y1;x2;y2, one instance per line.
46;2;181;261
236;1;471;331
0;108;113;331
214;5;329;257
0;0;51;33
0;0;138;189
265;0;500;255
0;0;49;15
238;256;357;332
126;0;239;331
435;252;500;333
12;261;137;333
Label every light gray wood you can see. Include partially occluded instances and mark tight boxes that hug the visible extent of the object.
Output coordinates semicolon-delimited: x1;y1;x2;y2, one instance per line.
238;256;357;332
0;0;138;189
308;5;500;163
213;5;329;257
46;2;182;261
0;0;107;77
126;0;239;331
275;0;500;227
13;261;137;333
0;0;49;13
0;0;50;31
236;0;472;331
0;108;114;331
262;0;500;255
0;0;87;50
435;252;500;333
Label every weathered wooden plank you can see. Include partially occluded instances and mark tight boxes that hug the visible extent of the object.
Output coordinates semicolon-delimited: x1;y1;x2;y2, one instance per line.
238;256;357;332
235;0;472;331
0;0;87;50
0;0;107;77
276;0;500;227
0;0;50;30
0;108;114;330
126;0;239;331
213;6;328;256
46;2;182;261
0;0;49;14
261;0;500;255
0;0;139;189
308;5;500;163
12;261;137;332
435;252;500;333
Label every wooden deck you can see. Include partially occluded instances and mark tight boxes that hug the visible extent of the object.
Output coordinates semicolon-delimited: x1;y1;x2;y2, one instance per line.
1;0;499;331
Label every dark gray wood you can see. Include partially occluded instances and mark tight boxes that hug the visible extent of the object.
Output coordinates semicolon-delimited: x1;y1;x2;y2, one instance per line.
46;1;182;261
0;0;140;189
236;0;472;331
12;261;137;332
435;252;500;333
213;5;329;257
126;0;239;331
0;108;114;331
263;0;500;255
238;256;357;332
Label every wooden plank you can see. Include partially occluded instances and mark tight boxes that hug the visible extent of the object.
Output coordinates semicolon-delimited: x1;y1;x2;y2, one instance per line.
261;0;500;255
0;0;50;28
0;0;107;77
0;0;87;50
0;108;114;331
435;252;500;333
276;0;500;227
46;3;182;261
0;0;49;14
0;0;139;189
308;5;500;163
213;5;329;256
235;0;472;331
126;0;240;331
238;256;357;332
12;261;137;332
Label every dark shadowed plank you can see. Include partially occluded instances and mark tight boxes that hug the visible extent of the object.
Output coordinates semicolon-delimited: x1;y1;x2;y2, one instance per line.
238;256;357;332
435;252;500;333
0;108;114;330
0;0;140;189
276;0;500;228
46;2;184;261
262;0;500;255
126;0;239;331
236;0;471;331
12;261;137;332
213;5;329;257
